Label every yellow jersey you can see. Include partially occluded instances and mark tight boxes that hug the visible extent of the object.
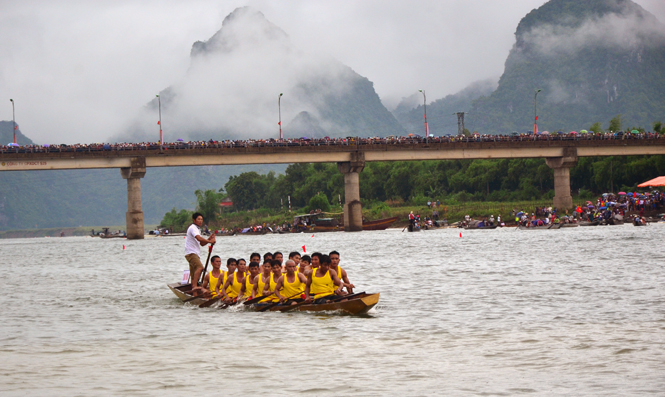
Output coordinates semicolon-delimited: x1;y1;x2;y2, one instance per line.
310;269;335;299
282;273;304;299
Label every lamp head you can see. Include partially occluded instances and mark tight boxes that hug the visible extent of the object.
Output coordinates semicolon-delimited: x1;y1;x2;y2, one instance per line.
10;99;13;102
536;89;542;93
279;93;283;97
156;94;159;98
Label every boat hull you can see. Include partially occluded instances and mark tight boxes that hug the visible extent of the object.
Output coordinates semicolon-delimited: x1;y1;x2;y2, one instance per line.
168;283;208;306
269;293;380;315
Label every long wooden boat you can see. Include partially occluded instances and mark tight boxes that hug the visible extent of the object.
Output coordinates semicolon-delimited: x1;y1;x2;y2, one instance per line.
464;224;498;230
168;283;379;315
362;217;398;231
300;216;399;232
168;283;208;306
263;293;380;315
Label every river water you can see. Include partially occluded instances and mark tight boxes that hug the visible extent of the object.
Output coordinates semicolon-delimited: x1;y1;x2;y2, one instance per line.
1;224;664;396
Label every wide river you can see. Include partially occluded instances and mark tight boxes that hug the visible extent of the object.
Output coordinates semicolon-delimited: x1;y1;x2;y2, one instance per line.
1;224;664;396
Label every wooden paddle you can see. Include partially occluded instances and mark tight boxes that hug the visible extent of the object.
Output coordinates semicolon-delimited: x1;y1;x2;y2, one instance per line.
327;291;366;303
277;291;363;313
198;295;221;308
198;236;216;285
256;291;303;312
243;293;275;305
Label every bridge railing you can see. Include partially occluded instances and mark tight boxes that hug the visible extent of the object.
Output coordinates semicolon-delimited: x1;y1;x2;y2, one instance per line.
1;132;662;154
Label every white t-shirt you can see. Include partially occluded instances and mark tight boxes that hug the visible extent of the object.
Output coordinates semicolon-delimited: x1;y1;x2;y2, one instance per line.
185;224;202;256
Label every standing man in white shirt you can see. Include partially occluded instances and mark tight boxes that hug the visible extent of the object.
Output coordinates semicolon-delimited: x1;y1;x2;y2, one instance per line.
185;212;216;294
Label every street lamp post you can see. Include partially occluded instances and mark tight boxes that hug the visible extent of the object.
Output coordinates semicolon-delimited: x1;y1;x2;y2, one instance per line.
10;99;15;144
419;90;428;142
278;93;283;140
534;89;541;134
156;94;162;144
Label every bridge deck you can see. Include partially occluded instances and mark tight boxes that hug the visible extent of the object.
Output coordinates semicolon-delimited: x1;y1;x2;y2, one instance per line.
1;137;664;171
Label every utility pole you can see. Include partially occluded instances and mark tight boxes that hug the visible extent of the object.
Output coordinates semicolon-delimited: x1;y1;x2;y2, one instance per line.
418;90;428;142
10;99;16;144
278;93;283;140
534;89;541;134
156;94;162;144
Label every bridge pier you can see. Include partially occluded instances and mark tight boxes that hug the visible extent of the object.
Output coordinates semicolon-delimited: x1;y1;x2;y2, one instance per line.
546;148;577;210
337;153;365;232
120;158;146;239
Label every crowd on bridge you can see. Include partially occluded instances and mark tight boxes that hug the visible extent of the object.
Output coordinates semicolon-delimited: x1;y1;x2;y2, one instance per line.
2;129;663;154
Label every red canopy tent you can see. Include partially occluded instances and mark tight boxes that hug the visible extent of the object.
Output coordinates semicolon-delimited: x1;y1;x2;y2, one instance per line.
637;176;665;187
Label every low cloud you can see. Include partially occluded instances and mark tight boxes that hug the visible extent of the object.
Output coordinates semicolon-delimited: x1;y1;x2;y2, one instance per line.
522;3;665;56
119;7;361;142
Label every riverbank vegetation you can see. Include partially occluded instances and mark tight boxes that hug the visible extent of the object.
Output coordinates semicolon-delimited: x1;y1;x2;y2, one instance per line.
160;155;665;231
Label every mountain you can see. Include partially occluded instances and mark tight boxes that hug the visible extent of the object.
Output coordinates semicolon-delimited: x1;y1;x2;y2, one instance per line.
395;0;665;135
0;162;286;231
123;6;404;142
1;121;33;145
393;80;497;135
469;0;665;133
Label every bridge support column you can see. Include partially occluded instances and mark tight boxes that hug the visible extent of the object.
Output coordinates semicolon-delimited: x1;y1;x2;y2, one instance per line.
546;148;577;210
337;153;365;232
121;158;146;239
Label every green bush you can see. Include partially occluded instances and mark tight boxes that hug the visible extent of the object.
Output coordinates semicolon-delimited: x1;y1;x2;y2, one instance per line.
307;193;331;212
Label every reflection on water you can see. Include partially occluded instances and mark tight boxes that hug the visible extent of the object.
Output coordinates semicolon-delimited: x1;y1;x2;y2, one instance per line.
1;224;664;395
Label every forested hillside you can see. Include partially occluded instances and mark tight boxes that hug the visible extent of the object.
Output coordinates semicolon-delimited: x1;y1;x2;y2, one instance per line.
209;156;665;214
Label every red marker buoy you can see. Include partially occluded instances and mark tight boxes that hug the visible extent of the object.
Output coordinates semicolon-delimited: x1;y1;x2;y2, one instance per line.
459;232;462;238
302;245;306;253
122;245;125;250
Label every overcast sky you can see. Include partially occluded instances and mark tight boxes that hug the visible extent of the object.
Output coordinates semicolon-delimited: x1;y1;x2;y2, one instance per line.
1;0;663;144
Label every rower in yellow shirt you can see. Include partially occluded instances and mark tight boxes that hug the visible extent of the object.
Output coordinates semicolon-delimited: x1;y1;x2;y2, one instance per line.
329;251;354;294
201;255;223;298
220;258;246;303
253;259;273;301
238;261;260;299
273;259;307;306
214;258;237;299
262;259;285;303
304;254;342;304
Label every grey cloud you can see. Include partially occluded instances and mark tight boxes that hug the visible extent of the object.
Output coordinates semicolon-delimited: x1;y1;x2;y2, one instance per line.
522;4;665;56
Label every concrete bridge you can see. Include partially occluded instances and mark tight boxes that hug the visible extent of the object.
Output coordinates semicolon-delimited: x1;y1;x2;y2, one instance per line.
2;138;664;238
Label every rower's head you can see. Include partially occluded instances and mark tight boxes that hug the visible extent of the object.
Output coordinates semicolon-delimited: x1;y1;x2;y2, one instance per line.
288;251;301;265
211;255;221;269
284;259;296;274
192;212;204;226
329;251;340;267
237;258;247;273
311;252;322;268
250;252;261;262
300;255;311;267
227;258;237;272
263;252;273;262
262;259;272;273
319;254;331;271
248;261;260;277
270;259;282;275
273;251;283;264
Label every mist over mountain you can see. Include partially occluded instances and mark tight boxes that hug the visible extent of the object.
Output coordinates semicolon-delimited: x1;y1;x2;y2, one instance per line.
120;6;404;142
468;0;665;133
393;0;665;135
